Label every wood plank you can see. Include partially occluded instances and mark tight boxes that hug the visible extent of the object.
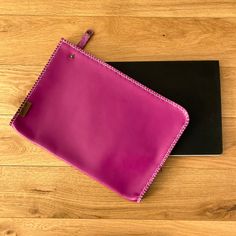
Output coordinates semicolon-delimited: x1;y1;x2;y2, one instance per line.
0;17;236;66
0;0;236;17
1;115;235;168
0;0;235;234
0;116;65;166
0;219;236;236
0;166;236;219
0;64;235;117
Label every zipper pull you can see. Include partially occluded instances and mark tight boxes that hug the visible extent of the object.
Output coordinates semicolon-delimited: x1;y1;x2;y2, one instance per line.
77;29;94;49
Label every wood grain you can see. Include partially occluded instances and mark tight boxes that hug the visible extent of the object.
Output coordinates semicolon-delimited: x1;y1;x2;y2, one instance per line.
1;116;236;168
1;0;236;17
0;64;235;117
0;17;236;66
0;165;236;220
0;0;236;234
0;219;236;236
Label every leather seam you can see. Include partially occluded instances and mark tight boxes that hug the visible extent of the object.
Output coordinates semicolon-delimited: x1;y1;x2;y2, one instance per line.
10;40;63;126
10;38;189;202
61;38;190;202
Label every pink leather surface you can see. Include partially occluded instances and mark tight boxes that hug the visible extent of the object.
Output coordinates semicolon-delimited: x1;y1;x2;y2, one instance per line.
11;38;189;202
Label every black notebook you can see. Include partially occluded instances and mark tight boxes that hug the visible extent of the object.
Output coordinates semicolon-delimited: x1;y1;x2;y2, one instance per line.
108;61;222;156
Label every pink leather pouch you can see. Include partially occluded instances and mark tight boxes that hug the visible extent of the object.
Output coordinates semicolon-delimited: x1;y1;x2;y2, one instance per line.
10;29;189;202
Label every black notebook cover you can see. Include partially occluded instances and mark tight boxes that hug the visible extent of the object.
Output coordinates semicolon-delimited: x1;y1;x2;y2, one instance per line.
108;61;222;156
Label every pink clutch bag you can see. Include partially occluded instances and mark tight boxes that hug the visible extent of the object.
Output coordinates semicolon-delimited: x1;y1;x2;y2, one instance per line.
10;29;189;202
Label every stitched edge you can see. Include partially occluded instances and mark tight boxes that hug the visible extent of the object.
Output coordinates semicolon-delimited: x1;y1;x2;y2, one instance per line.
137;118;189;202
62;38;189;119
61;38;190;202
10;37;189;202
9;40;63;126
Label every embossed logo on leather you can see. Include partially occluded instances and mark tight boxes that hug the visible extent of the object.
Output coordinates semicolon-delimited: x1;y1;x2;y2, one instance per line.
19;101;32;117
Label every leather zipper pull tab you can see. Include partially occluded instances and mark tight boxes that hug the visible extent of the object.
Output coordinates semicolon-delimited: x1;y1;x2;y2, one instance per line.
77;29;94;49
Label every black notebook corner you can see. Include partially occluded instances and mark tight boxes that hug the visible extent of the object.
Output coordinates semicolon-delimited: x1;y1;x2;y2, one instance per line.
108;60;223;156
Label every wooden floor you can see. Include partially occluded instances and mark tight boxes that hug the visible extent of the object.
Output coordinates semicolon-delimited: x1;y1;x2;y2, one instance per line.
0;0;236;235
